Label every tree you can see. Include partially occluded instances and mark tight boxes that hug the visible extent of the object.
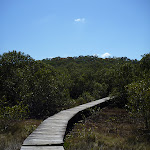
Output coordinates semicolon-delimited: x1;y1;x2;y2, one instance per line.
111;63;134;107
0;51;71;118
0;50;34;106
126;78;150;129
140;53;150;72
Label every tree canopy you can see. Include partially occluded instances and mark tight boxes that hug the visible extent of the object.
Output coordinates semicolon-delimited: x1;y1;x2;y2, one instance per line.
0;51;150;129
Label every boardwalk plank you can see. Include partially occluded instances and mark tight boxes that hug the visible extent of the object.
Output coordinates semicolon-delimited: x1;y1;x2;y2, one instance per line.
21;146;64;150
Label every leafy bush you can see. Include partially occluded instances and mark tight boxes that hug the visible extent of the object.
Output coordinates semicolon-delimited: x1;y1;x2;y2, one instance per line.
92;82;108;99
0;101;29;131
0;51;71;118
126;78;150;129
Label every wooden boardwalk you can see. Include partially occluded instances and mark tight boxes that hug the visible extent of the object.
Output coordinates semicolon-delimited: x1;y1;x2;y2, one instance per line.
21;97;110;150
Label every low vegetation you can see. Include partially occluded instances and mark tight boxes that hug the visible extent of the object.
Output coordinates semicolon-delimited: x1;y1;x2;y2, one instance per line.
64;106;150;150
0;119;42;150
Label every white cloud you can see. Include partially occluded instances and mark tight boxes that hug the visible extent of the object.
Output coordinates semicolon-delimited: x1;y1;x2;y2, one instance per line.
74;18;85;23
101;52;111;58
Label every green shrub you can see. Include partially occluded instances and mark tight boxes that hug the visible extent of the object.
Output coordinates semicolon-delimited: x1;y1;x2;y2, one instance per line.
0;102;29;131
126;78;150;129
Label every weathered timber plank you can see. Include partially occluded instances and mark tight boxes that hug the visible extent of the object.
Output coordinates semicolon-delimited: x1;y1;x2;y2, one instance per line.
21;146;64;150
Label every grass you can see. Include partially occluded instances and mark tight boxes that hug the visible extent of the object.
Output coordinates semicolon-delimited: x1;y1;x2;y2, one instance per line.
64;107;150;150
0;119;42;150
1;106;150;150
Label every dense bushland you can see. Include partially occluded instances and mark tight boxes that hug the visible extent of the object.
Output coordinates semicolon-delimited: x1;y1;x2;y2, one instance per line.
0;51;150;131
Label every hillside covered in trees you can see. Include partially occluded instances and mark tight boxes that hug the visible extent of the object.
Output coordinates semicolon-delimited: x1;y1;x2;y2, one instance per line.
0;51;150;130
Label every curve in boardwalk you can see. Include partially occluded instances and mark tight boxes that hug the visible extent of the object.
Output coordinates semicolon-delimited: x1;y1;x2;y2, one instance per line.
21;97;111;150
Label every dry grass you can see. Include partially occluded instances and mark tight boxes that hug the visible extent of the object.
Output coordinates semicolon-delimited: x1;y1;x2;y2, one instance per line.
0;119;42;150
64;107;150;150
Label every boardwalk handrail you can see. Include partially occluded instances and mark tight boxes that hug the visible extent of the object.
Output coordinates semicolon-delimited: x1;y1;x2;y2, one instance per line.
21;97;111;150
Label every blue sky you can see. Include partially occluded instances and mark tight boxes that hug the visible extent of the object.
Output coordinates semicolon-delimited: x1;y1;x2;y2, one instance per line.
0;0;150;60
